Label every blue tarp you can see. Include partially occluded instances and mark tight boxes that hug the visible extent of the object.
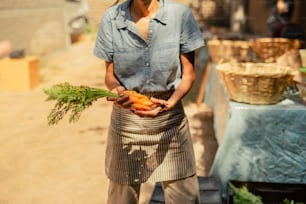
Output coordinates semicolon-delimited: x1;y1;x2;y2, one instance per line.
205;63;306;198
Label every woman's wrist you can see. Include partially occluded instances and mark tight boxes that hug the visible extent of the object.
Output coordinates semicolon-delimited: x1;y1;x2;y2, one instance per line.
111;86;125;94
165;99;177;110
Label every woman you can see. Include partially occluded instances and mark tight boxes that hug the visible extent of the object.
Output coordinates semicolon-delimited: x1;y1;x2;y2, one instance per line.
267;0;304;40
94;0;204;203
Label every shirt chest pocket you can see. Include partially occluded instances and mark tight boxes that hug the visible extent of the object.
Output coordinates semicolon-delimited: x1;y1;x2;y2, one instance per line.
156;44;179;71
113;47;144;77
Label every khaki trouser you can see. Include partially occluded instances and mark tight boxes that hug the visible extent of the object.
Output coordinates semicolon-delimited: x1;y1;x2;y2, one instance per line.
107;174;200;204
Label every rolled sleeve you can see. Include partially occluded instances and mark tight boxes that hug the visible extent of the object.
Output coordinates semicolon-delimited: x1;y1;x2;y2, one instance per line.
180;8;205;53
94;12;114;62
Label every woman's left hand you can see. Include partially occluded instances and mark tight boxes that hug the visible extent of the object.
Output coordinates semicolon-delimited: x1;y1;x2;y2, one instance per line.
132;106;163;117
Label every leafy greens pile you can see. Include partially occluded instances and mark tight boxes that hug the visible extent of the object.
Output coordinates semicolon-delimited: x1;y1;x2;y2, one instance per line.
229;182;263;204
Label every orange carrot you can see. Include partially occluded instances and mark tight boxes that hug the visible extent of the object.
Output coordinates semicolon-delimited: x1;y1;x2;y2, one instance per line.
123;90;156;110
124;90;147;99
139;100;154;106
132;103;152;111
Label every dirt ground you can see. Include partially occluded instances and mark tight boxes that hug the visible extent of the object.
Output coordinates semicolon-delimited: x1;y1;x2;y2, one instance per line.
0;36;217;204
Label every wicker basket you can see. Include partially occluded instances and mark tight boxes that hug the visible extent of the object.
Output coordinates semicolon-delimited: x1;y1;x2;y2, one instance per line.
216;62;295;104
249;38;303;62
207;40;251;63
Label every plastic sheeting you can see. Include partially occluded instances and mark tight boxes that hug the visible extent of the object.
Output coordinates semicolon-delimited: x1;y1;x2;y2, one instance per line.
204;63;306;198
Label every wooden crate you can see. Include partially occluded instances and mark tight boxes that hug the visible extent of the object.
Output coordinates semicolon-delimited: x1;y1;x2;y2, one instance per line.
149;176;222;204
0;56;40;91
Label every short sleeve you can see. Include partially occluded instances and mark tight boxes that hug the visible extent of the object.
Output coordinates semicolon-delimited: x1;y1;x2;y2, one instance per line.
180;8;205;53
94;12;114;62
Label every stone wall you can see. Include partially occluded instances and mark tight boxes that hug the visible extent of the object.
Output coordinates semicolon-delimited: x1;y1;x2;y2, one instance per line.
0;0;230;56
0;0;87;56
0;8;68;56
86;0;115;26
7;0;302;56
86;0;193;26
86;0;232;33
0;0;64;8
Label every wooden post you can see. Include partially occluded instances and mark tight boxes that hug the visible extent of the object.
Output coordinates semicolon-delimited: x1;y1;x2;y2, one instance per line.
196;61;212;107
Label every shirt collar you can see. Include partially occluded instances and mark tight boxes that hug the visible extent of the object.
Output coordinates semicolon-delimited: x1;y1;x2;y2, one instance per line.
115;0;167;29
153;0;167;25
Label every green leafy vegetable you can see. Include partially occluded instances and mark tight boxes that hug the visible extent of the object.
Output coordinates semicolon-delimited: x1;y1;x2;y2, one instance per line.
44;82;118;125
229;182;263;204
283;198;304;204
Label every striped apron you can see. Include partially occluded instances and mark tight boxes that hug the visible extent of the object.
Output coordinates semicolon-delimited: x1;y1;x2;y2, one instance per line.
105;91;196;184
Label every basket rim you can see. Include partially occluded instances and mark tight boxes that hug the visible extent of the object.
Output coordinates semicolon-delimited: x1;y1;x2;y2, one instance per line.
207;39;249;44
249;37;291;42
216;62;295;77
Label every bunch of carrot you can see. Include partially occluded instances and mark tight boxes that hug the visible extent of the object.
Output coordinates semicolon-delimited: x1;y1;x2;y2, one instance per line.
124;90;155;111
44;82;156;125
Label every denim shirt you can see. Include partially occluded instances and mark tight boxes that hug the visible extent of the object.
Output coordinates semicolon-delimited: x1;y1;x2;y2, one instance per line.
94;0;204;92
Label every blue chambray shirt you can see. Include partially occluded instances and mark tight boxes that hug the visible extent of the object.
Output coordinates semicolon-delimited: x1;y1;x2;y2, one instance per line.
94;0;204;93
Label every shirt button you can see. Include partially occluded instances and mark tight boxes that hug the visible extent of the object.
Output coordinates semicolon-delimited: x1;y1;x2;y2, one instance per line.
146;63;149;66
149;30;152;33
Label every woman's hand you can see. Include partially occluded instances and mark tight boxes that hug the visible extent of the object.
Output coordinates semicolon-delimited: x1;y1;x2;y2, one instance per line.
132;97;175;117
107;86;133;109
132;106;163;117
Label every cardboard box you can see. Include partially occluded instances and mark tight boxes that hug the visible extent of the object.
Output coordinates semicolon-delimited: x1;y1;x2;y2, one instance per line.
0;56;40;91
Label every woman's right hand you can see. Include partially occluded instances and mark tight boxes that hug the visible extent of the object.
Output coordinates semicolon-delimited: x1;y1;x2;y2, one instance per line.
107;86;133;109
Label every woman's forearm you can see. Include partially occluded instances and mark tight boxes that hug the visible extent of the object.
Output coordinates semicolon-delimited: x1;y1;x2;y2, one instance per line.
167;52;195;108
105;61;123;91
